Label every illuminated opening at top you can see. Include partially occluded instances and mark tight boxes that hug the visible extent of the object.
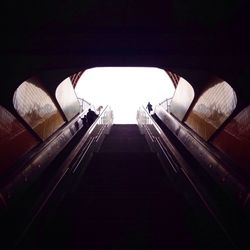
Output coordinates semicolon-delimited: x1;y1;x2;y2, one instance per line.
75;67;175;124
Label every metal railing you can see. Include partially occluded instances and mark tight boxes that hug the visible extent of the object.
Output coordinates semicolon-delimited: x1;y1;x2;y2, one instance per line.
136;105;236;247
159;97;172;112
77;97;91;112
137;105;183;174
6;105;114;249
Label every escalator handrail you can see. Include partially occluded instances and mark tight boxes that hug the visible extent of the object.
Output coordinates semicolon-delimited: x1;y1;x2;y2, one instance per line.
0;106;112;211
139;106;191;170
137;106;240;247
154;105;249;208
12;106;113;248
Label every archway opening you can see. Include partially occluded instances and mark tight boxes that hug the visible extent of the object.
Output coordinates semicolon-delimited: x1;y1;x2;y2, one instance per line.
75;67;175;123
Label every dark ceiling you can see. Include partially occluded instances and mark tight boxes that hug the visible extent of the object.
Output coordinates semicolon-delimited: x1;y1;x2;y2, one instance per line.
1;1;250;92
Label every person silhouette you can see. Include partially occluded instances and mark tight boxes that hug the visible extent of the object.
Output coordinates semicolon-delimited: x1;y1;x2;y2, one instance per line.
146;102;153;114
81;115;88;127
96;105;103;115
86;108;98;126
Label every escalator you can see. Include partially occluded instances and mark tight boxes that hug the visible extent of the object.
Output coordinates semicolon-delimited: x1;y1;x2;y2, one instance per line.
19;124;234;249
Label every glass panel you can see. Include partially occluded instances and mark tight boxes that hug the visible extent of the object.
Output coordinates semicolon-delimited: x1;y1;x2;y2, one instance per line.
13;78;65;140
0;105;39;175
56;78;80;121
212;105;250;176
170;78;195;121
185;81;237;141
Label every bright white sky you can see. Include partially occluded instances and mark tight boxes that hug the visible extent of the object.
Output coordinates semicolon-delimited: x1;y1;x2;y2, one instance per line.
75;67;175;123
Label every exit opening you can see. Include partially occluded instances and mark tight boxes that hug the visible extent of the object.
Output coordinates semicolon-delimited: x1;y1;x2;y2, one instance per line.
75;67;175;124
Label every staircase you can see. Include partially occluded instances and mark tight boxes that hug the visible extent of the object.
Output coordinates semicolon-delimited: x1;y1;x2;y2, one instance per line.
24;124;232;250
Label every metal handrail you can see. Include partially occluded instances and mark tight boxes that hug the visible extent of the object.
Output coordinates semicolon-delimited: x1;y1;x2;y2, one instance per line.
77;97;92;112
159;97;172;105
159;97;172;112
136;105;235;246
154;105;249;208
77;97;91;106
13;105;114;248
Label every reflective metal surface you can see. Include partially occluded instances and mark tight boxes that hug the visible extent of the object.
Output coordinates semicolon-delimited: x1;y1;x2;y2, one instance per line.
13;78;65;140
154;104;248;208
170;78;195;121
0;105;39;175
56;78;81;121
212;105;250;176
185;81;237;140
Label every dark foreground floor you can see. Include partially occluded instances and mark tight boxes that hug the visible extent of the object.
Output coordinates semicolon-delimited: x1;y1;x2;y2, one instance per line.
22;125;232;249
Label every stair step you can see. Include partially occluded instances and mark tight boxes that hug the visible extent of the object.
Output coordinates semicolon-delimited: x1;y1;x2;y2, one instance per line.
76;152;167;193
100;124;150;152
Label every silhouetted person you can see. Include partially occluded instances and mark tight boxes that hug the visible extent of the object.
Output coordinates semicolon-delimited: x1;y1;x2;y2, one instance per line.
86;108;98;126
81;115;88;127
96;105;103;115
146;102;153;114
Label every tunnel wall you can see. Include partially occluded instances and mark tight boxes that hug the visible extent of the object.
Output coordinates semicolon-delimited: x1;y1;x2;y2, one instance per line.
156;75;250;209
0;75;87;194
